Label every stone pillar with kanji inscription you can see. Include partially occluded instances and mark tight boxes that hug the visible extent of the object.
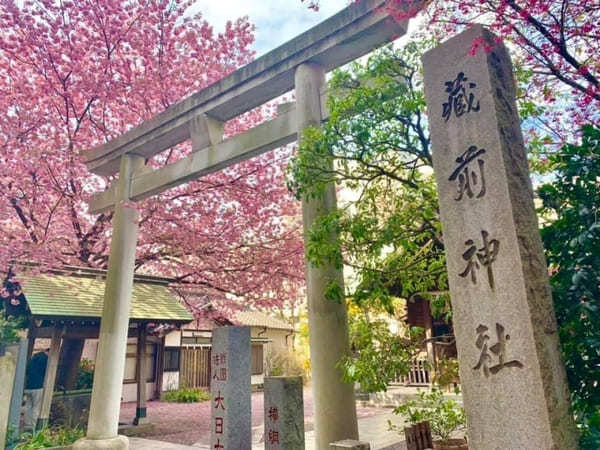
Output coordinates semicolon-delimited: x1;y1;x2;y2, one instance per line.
422;25;578;449
210;326;251;450
264;376;305;449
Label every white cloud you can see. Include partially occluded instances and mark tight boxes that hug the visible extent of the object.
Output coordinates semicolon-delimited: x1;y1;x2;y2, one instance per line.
189;0;349;55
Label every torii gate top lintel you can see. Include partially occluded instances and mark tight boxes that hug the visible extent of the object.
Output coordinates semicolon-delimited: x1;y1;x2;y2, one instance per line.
83;0;409;179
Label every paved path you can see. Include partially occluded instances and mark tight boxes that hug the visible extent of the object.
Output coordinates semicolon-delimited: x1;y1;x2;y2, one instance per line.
121;388;383;446
129;438;193;449
124;389;407;449
130;411;407;449
303;411;408;450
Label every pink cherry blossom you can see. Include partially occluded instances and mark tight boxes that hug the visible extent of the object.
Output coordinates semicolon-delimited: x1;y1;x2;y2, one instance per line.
0;0;305;312
308;0;600;140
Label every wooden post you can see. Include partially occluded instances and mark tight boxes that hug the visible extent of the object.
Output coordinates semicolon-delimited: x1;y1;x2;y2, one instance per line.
155;338;164;400
423;302;435;379
57;338;85;390
134;324;148;425
37;326;62;430
26;330;35;363
404;422;432;450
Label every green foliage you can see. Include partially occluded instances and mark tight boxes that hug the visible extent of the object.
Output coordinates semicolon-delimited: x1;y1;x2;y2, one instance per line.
288;41;447;316
76;358;94;390
287;40;450;391
324;280;344;303
513;63;555;174
15;426;84;449
265;349;309;380
342;311;422;393
432;357;460;390
392;389;466;443
287;19;597;444
292;312;313;376
538;125;600;448
162;387;210;403
0;314;26;345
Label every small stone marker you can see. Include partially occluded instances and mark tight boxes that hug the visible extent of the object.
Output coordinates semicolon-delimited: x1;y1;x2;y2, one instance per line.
264;376;305;449
422;25;579;449
0;344;19;449
210;326;251;450
8;339;28;439
330;440;370;450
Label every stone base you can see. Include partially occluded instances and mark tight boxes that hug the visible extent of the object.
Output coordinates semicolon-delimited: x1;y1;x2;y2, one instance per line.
119;422;154;437
71;435;129;450
330;440;371;450
132;417;149;426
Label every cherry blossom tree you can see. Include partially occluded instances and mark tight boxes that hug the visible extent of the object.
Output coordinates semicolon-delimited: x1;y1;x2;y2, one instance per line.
0;0;305;308
309;0;600;144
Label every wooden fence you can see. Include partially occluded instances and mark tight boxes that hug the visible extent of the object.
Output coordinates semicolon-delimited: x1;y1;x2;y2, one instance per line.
404;421;433;450
180;347;211;388
391;359;431;386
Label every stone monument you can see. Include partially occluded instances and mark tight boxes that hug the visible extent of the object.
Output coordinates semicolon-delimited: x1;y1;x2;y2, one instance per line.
210;326;251;450
264;376;305;449
422;25;578;449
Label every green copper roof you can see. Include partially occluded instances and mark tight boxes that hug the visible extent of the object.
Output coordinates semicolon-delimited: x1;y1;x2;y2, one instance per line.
21;274;193;323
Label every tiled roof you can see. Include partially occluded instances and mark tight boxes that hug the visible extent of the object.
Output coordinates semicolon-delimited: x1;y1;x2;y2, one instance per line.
183;310;293;331
234;310;293;331
21;274;193;323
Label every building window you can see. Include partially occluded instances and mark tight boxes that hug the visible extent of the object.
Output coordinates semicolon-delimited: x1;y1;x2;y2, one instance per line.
251;344;263;375
124;341;157;383
181;336;211;345
144;343;157;382
124;343;137;382
164;347;180;372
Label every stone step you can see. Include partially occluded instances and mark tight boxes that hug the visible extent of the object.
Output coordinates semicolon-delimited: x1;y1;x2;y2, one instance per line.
356;387;462;408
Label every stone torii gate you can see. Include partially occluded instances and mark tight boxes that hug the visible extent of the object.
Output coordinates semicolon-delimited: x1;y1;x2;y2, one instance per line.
74;2;412;449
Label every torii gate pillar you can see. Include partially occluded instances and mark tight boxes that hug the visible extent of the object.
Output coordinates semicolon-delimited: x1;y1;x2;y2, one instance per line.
74;154;144;450
296;63;359;448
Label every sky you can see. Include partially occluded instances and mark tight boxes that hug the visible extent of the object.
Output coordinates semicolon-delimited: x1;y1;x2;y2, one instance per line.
189;0;350;56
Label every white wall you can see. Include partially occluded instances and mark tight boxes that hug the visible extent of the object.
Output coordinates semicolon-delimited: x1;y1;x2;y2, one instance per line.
162;371;179;392
83;337;166;402
120;382;156;403
164;330;181;347
250;327;293;356
81;339;98;360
